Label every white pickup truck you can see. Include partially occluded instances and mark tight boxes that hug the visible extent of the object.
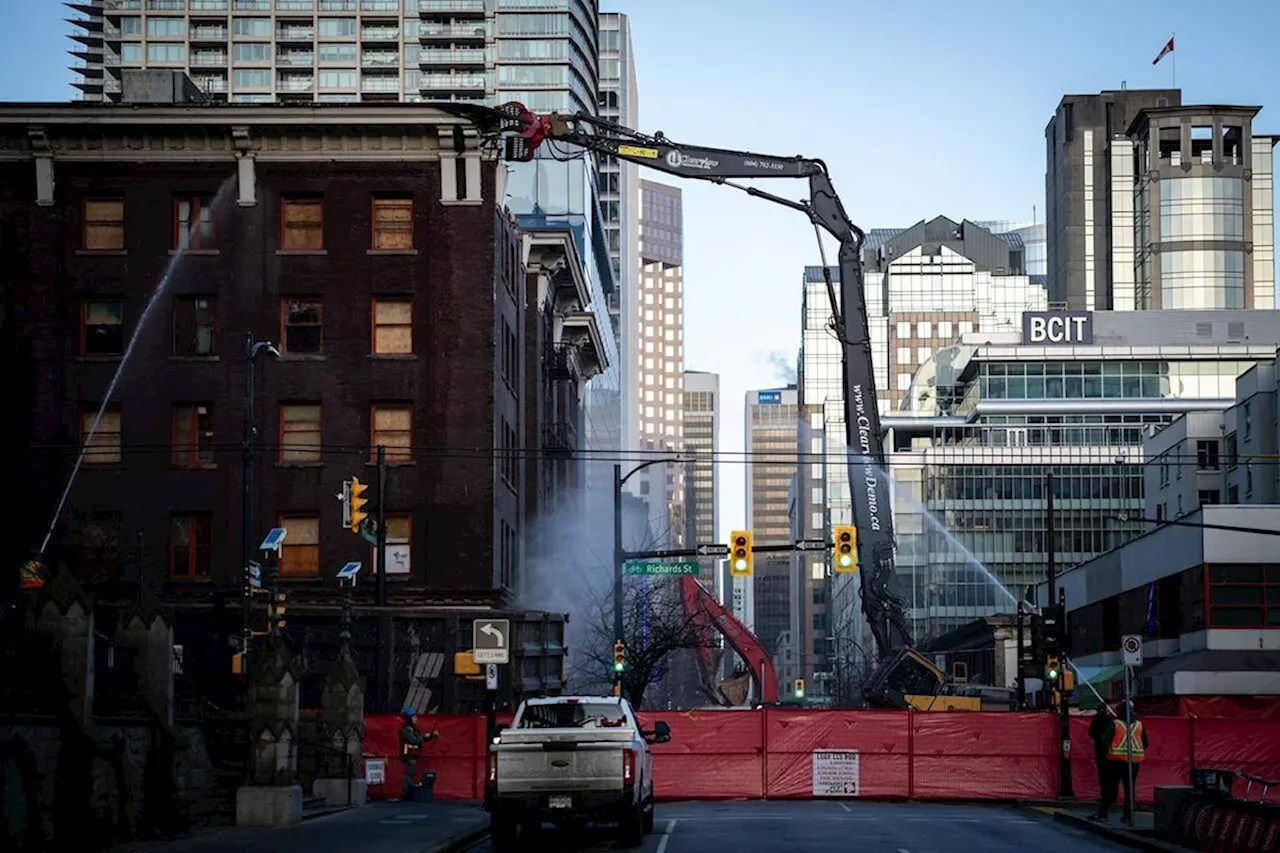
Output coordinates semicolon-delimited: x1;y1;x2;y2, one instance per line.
484;695;671;850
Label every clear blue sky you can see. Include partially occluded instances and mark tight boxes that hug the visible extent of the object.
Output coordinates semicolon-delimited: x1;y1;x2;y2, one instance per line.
4;1;1280;538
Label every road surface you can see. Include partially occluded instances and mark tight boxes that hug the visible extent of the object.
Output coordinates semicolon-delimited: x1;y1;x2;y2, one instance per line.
465;800;1135;852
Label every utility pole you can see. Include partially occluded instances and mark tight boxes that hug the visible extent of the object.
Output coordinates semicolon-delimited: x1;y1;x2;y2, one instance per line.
240;333;256;670
1058;587;1074;797
1046;471;1055;608
1015;600;1026;709
613;464;624;695
376;444;391;713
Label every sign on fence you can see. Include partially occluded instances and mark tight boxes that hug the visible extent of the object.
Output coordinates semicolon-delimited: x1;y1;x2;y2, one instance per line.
365;758;386;785
812;749;860;797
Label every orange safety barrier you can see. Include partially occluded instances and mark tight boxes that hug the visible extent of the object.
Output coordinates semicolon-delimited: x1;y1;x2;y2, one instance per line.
358;710;1280;805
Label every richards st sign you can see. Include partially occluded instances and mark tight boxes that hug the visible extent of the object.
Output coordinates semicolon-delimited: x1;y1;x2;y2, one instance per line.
1022;311;1093;346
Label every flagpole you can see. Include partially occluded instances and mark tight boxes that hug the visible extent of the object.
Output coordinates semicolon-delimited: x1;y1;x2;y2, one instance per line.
1171;31;1176;88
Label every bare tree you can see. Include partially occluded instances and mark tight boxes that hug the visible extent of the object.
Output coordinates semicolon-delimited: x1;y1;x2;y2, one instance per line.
566;575;710;709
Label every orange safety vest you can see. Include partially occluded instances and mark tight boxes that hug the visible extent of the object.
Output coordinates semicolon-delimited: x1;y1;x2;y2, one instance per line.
1107;720;1146;763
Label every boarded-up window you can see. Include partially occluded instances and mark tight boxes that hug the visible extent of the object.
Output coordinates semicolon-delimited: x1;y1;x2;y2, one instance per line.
281;198;324;251
371;404;412;464
371;197;413;250
372;298;412;354
82;300;124;355
375;513;412;575
280;404;322;463
279;516;320;579
84;199;125;251
81;406;122;465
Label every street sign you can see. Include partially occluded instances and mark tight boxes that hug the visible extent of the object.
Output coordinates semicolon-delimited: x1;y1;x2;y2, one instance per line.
336;561;361;581
625;561;698;576
259;527;287;553
359;518;378;546
473;618;510;664
695;544;729;557
486;663;498;691
1121;634;1144;667
247;560;262;589
794;539;828;552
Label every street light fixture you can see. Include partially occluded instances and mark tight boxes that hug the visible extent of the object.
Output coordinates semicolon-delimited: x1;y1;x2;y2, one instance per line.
613;456;686;690
240;334;280;670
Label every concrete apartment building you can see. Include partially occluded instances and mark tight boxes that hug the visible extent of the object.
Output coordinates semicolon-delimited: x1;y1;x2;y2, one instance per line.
0;89;613;710
1045;88;1276;311
745;386;798;696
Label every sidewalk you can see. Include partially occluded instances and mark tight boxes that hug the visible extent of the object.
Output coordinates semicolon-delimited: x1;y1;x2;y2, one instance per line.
114;800;489;853
1028;805;1197;853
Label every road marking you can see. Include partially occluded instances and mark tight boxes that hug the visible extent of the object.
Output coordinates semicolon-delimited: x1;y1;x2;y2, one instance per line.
838;801;851;812
655;818;677;853
898;848;911;853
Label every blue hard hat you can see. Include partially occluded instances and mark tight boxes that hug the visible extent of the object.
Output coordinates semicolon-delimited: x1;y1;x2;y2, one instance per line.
402;707;415;716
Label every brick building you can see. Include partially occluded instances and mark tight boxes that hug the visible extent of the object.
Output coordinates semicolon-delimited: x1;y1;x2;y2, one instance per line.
0;90;604;710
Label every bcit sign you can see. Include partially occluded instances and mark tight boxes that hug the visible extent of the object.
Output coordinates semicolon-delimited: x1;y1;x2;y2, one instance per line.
1022;311;1094;345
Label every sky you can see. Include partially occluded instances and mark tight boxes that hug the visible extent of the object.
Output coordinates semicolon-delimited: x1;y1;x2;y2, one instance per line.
4;0;1280;542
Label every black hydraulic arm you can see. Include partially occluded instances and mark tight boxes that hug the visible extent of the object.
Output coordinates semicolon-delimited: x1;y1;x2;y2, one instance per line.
442;102;913;656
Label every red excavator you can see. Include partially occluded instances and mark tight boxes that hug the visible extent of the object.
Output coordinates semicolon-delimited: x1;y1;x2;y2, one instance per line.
680;574;777;706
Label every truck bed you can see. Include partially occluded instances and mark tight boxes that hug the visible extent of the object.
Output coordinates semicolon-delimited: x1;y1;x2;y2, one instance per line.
495;727;634;795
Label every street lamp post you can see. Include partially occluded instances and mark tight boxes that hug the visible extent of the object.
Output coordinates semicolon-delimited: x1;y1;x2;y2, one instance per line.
613;457;683;693
241;333;280;669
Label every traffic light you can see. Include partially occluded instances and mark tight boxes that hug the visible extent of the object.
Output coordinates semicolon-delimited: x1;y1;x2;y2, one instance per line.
794;678;805;698
729;529;753;576
613;640;626;673
833;525;857;573
1045;655;1060;683
348;477;369;534
1040;605;1065;656
269;592;287;633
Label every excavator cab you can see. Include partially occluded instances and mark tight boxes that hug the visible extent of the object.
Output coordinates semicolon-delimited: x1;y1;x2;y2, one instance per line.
860;648;981;711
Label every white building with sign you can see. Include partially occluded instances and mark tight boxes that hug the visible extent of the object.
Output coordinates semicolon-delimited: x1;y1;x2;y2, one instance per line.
828;309;1280;653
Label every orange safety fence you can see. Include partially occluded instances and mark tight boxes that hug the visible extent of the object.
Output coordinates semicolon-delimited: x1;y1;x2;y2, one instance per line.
359;709;1280;805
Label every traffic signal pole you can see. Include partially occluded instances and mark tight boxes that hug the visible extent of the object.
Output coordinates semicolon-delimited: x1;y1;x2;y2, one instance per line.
613;464;624;695
1058;587;1074;797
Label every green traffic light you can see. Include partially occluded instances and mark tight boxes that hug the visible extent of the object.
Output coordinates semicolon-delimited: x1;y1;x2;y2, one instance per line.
614;662;624;672
838;553;853;567
734;558;747;571
1047;667;1059;680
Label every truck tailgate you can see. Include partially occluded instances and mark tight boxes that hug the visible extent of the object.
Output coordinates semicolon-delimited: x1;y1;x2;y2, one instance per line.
496;728;633;794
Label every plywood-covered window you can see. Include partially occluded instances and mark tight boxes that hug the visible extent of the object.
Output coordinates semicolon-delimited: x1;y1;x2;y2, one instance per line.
279;404;322;463
281;197;324;251
372;298;412;354
81;405;122;465
371;197;413;250
371;403;412;464
278;515;320;579
83;199;125;251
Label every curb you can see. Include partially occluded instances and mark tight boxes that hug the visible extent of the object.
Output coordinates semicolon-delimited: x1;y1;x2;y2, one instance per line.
1051;810;1197;853
419;823;490;853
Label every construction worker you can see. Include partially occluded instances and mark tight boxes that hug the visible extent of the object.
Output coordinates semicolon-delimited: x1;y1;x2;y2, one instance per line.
1092;700;1148;824
399;708;438;800
1087;703;1117;805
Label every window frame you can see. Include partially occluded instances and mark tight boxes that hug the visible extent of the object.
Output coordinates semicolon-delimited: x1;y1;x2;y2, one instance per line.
82;198;125;252
370;196;414;251
168;512;213;580
73;511;123;584
80;404;123;465
81;299;125;357
371;512;412;576
171;403;216;468
280;297;324;355
277;514;321;579
278;402;323;464
174;194;217;250
371;296;413;355
370;403;413;464
172;295;217;357
280;196;325;252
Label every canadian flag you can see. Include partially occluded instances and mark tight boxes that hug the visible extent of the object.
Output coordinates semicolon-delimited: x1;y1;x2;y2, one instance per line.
1153;37;1174;65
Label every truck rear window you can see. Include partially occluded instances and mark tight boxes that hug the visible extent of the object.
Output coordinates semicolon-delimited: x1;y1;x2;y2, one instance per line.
517;703;627;729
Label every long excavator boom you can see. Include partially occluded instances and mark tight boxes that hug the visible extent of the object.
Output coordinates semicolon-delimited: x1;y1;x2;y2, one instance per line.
439;102;940;707
680;574;778;705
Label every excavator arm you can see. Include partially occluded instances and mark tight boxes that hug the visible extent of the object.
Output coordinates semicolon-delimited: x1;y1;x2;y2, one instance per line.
439;102;934;705
680;574;777;705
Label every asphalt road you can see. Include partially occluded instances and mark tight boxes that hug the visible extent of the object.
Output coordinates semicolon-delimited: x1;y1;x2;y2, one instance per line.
465;800;1135;853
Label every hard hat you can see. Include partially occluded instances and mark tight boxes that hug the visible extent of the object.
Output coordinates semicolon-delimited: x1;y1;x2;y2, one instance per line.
402;707;415;717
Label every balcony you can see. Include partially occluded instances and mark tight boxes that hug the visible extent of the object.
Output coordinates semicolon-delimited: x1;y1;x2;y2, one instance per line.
360;52;399;68
105;0;142;8
191;27;229;41
197;77;229;93
277;52;314;66
318;0;356;10
191;53;228;66
418;71;486;91
276;27;315;41
147;0;185;9
419;47;485;67
545;342;577;382
419;21;489;42
278;76;315;92
361;26;400;41
418;0;486;14
360;73;400;93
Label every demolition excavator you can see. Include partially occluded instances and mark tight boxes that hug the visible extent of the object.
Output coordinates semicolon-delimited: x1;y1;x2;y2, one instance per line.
442;102;971;711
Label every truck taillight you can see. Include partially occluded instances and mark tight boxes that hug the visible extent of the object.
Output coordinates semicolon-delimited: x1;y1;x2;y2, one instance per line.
622;748;636;784
487;751;498;784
